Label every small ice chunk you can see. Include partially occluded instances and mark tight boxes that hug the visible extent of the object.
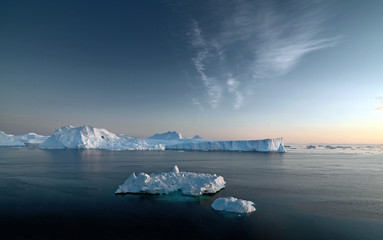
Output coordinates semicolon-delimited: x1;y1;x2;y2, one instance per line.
115;166;225;196
173;165;180;173
212;197;256;214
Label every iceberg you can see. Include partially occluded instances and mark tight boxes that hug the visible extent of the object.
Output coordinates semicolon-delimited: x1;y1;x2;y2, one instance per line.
0;131;48;146
115;166;226;196
7;125;286;152
166;138;286;152
148;131;183;140
211;197;256;214
192;135;203;140
40;125;127;150
39;126;166;150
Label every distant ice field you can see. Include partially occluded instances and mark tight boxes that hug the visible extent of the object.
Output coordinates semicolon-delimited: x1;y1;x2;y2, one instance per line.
285;143;383;154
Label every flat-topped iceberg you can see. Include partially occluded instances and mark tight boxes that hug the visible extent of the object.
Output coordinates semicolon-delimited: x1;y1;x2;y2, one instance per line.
166;138;286;152
0;131;48;146
212;197;256;214
115;166;226;196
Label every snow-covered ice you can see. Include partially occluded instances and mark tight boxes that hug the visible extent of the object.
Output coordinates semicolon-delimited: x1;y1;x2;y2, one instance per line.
39;126;200;150
0;131;48;146
166;138;286;152
211;197;256;214
39;126;165;150
40;125;128;150
38;126;287;152
115;165;226;196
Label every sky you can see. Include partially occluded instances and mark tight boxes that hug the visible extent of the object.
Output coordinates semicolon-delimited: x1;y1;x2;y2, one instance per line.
0;0;382;143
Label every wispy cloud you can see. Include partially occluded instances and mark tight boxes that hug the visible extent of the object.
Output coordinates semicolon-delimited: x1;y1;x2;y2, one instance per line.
227;78;244;109
376;96;383;111
188;20;222;109
219;0;341;78
191;98;205;111
186;0;340;110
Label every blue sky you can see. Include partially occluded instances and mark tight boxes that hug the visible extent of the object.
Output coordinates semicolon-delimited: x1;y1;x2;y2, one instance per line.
0;0;382;143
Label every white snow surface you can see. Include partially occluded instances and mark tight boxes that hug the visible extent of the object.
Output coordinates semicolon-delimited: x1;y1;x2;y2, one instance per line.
115;165;226;196
39;125;129;150
0;131;48;146
39;126;178;150
211;197;256;214
39;126;166;150
166;138;286;152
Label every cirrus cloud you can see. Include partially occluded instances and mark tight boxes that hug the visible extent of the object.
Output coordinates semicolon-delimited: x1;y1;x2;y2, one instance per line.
185;0;340;110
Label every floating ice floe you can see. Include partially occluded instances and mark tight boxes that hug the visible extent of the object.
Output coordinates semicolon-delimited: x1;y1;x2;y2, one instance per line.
212;197;256;214
115;166;226;196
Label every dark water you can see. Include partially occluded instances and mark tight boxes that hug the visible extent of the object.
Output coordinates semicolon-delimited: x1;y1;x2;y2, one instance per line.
0;147;382;239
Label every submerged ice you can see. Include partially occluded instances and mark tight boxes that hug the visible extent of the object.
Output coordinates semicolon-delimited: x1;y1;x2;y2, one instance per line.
211;197;256;214
115;166;226;196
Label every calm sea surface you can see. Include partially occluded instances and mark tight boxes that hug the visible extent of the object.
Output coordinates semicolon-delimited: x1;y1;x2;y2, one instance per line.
0;147;382;239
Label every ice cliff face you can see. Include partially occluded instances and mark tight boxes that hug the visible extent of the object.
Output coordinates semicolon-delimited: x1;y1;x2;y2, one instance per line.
166;138;286;152
0;131;48;146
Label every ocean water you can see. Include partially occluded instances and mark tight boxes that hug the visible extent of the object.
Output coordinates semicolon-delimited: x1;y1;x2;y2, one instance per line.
0;147;382;239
